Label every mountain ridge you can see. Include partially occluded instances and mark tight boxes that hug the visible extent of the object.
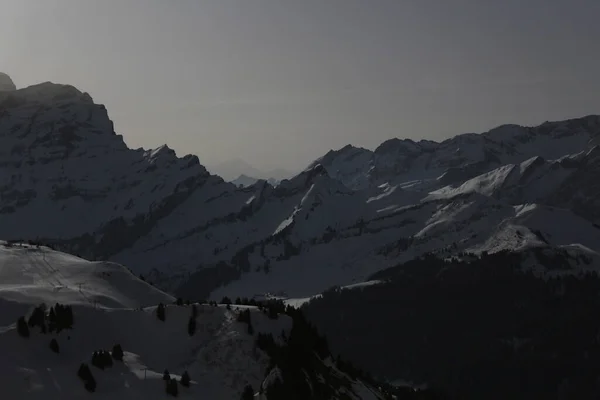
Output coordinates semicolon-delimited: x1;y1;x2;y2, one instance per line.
2;78;600;302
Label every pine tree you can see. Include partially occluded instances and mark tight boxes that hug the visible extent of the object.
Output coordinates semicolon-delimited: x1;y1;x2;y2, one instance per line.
28;304;46;329
85;377;97;393
112;344;124;361
91;351;100;369
49;338;59;353
65;305;74;329
17;316;29;338
78;363;96;392
242;384;254;400
163;369;170;381
180;371;191;387
237;309;252;324
103;350;113;367
78;364;91;381
48;307;57;332
157;303;166;322
267;306;278;320
166;378;179;396
91;350;113;369
188;316;196;336
176;297;183;306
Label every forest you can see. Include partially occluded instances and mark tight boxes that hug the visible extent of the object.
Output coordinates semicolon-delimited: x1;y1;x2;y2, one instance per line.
303;250;600;399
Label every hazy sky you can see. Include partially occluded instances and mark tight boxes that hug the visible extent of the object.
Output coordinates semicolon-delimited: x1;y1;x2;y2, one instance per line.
2;0;600;174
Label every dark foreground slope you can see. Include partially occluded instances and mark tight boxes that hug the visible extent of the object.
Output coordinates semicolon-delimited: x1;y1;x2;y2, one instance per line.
303;250;600;400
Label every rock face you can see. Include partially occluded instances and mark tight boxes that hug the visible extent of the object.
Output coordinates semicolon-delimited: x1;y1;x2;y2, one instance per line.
309;117;600;190
0;73;16;91
2;79;600;301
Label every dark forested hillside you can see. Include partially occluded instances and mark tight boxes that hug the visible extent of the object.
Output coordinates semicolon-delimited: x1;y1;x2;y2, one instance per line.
302;251;600;399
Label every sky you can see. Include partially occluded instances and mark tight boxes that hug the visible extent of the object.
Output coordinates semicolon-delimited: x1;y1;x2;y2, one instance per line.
1;0;600;177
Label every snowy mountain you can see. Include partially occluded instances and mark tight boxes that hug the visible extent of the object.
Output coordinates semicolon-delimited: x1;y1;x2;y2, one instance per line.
310;117;600;190
2;75;600;304
231;174;280;188
208;159;294;182
0;242;395;399
232;174;261;187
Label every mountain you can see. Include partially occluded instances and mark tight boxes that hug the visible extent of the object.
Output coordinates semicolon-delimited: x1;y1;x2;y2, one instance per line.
0;241;400;399
231;174;280;188
2;75;600;304
4;74;600;398
232;174;261;187
207;159;294;182
302;248;600;399
309;118;599;191
0;72;16;91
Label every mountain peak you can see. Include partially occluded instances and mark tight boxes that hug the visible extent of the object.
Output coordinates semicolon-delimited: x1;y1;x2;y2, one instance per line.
0;73;15;91
374;137;422;155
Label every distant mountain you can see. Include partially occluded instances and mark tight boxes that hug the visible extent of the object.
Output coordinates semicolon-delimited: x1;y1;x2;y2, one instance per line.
231;174;280;188
0;72;16;91
308;118;598;190
207;159;294;182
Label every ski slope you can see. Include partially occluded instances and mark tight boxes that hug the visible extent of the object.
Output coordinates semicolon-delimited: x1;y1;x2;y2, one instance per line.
0;242;173;313
0;242;385;399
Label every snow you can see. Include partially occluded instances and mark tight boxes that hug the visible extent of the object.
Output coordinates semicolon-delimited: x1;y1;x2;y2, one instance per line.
341;280;384;290
3;78;600;398
0;243;297;399
0;242;387;399
0;243;173;315
3;80;600;309
273;213;296;236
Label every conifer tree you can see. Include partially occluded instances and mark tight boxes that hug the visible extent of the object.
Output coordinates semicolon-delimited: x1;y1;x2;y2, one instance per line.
49;338;59;353
180;371;191;387
78;363;96;392
188;316;196;336
242;384;254;400
112;344;124;361
157;303;166;322
48;307;57;332
166;378;179;396
17;316;29;338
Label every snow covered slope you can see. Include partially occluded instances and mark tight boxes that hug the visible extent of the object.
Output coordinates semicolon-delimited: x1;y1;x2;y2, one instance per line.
309;116;600;190
2;75;600;302
427;145;600;223
0;242;173;323
0;242;388;399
